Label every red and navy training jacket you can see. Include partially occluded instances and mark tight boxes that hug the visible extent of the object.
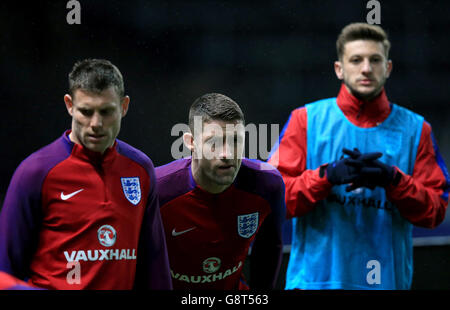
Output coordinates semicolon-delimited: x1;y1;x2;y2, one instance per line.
156;158;286;290
0;131;172;289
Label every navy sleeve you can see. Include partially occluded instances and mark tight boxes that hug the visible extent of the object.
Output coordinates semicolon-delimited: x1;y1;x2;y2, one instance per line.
134;161;173;289
0;158;45;279
0;136;71;280
249;171;286;289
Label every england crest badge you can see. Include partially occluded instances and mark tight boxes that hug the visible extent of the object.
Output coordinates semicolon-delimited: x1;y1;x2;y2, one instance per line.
237;212;259;238
121;177;141;206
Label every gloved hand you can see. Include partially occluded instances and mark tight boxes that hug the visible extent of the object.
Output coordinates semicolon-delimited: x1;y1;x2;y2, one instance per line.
343;148;397;191
325;157;359;185
325;150;382;187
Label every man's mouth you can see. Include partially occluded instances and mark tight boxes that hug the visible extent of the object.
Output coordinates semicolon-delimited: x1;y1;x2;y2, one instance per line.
359;79;374;86
217;164;235;171
87;134;106;142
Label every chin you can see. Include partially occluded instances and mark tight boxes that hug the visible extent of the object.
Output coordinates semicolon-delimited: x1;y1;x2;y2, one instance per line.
84;143;106;153
214;176;235;186
350;87;380;101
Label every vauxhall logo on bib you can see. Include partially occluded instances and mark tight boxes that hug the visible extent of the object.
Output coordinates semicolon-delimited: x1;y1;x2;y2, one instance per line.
121;177;141;205
237;212;259;238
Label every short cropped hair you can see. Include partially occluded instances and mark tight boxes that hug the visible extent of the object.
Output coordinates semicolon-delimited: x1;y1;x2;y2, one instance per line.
336;23;391;60
68;59;125;98
188;93;245;133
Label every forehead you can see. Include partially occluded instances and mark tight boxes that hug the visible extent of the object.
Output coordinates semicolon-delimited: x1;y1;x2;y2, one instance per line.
72;87;121;107
343;40;385;58
201;119;245;137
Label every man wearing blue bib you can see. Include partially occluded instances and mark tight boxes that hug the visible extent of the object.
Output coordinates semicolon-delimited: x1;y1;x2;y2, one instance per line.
269;23;449;289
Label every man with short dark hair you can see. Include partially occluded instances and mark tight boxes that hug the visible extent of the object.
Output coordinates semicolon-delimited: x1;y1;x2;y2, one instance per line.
0;59;172;289
156;93;286;289
269;23;449;289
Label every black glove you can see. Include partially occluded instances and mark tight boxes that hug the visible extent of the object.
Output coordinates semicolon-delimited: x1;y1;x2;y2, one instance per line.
325;157;360;185
343;148;397;191
325;150;382;186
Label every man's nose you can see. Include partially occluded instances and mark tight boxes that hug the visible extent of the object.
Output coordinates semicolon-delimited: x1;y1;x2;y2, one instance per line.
220;141;234;159
361;58;372;74
90;112;103;129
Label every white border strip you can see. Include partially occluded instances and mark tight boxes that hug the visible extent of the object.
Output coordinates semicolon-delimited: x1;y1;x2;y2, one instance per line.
412;236;450;246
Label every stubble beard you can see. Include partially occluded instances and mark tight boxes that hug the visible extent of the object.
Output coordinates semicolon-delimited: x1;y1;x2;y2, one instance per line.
344;77;386;102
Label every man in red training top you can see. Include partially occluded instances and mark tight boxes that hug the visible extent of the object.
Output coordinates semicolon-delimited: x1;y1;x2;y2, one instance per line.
0;59;172;289
156;93;286;289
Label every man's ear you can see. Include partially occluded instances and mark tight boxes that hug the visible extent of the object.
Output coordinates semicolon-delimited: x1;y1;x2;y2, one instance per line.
386;59;393;78
121;95;130;117
64;94;74;116
183;132;195;152
334;60;344;80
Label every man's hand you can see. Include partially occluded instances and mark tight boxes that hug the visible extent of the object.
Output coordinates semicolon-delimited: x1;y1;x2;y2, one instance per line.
343;148;397;192
325;150;382;188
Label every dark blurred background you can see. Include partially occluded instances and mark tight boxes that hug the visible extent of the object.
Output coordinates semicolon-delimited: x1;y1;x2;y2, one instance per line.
0;0;449;289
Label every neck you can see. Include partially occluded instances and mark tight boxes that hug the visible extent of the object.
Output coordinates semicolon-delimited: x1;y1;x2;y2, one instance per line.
68;131;110;154
337;83;391;128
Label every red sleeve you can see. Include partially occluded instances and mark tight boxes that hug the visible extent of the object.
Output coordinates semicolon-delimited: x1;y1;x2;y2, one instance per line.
386;121;449;228
0;271;39;290
268;107;332;219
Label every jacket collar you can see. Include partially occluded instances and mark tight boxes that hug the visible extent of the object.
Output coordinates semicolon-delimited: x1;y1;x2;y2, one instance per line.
336;83;391;127
63;130;117;165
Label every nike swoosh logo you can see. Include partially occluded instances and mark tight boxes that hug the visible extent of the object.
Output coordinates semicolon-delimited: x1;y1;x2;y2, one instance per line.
172;227;196;237
61;189;84;201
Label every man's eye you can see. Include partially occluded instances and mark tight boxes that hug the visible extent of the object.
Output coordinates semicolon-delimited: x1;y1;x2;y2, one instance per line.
350;58;361;64
100;109;113;116
79;109;92;116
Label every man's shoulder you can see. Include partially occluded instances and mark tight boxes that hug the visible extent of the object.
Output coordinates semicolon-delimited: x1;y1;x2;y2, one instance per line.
392;102;424;119
303;97;337;109
116;139;155;176
21;135;71;172
155;158;193;206
389;103;425;131
10;134;72;193
155;158;191;181
235;159;285;216
241;158;281;176
289;97;336;117
238;159;285;193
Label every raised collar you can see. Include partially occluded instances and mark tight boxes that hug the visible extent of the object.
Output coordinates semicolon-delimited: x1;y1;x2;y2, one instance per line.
63;130;117;165
336;83;391;128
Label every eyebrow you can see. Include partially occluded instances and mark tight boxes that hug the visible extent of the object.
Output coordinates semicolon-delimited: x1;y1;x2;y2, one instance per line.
204;132;240;141
348;52;384;58
76;102;117;109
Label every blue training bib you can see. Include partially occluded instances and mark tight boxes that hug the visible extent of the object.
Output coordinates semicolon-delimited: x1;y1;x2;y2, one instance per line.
286;98;423;289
